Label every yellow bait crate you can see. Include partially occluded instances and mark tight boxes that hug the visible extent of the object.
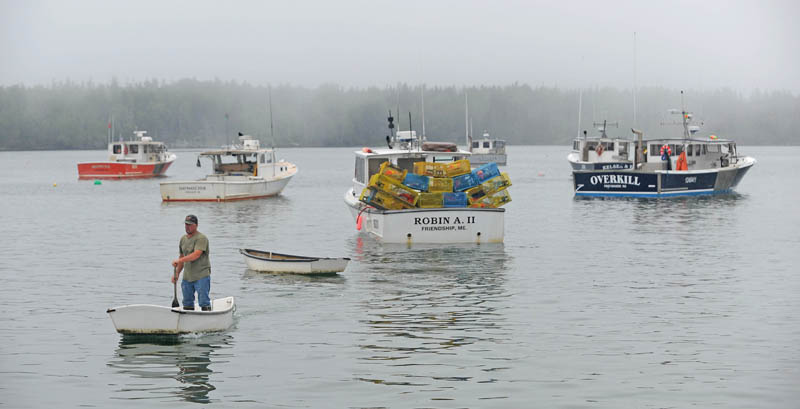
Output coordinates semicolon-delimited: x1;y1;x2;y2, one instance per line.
418;192;444;208
369;174;420;206
427;177;454;193
445;159;471;177
413;161;448;178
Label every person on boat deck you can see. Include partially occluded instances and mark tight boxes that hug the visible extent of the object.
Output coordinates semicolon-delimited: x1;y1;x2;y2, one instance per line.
171;214;211;311
676;148;688;171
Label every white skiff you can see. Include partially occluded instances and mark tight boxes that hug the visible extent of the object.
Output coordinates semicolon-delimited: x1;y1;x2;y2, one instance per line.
240;248;350;274
106;297;235;335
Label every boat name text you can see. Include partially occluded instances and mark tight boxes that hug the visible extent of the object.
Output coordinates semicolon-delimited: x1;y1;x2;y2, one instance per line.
589;174;641;186
414;216;475;226
600;163;632;170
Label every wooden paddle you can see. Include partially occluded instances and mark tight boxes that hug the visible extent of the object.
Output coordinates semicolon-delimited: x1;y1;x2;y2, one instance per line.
172;266;180;308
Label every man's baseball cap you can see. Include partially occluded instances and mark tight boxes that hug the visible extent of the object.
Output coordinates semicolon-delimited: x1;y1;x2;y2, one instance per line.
185;214;198;225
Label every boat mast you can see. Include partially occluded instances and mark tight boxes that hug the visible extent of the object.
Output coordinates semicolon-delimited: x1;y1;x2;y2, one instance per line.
469;118;474;147
633;32;638;128
421;85;426;140
577;89;583;139
396;86;401;133
269;86;276;177
680;90;689;139
388;110;395;139
268;85;275;144
465;92;471;152
408;111;414;151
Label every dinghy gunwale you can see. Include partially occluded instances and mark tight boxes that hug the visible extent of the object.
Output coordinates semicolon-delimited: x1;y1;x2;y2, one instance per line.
240;248;351;263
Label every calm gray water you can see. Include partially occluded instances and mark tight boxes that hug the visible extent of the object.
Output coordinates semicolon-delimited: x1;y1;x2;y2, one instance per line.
1;146;798;408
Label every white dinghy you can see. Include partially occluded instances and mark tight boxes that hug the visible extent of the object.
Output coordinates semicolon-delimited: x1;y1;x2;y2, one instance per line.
240;248;350;274
107;297;235;335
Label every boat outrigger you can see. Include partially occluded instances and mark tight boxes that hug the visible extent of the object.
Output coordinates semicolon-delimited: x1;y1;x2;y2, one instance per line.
568;96;755;197
344;112;507;244
160;133;296;202
77;130;176;179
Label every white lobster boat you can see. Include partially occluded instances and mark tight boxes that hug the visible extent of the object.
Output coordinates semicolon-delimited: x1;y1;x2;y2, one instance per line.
468;131;507;165
160;133;296;202
344;114;505;244
240;249;350;274
106;297;235;335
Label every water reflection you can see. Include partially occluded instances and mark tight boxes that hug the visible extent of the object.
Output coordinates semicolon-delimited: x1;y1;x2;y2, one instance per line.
350;240;512;386
160;195;294;226
571;193;748;233
108;333;233;404
241;268;347;285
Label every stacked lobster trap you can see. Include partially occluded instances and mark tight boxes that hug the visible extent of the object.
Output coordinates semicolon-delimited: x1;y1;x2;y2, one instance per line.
359;159;511;210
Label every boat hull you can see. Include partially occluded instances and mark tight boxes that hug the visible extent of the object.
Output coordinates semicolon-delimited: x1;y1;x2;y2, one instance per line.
106;297;235;335
573;157;755;197
469;153;507;166
77;155;176;179
345;189;505;243
240;249;349;273
160;170;295;202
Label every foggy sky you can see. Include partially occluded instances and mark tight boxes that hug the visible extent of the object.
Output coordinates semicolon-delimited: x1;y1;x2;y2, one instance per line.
1;0;798;92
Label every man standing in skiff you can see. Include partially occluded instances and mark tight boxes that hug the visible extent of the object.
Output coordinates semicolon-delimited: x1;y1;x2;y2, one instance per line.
172;214;211;311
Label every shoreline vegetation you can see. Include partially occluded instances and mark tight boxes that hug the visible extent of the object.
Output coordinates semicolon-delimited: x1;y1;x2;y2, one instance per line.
1;79;797;150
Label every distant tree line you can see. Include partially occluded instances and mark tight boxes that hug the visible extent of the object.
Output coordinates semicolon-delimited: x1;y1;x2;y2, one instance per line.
0;78;797;150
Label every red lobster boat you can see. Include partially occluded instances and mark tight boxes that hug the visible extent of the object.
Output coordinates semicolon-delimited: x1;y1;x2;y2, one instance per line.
77;131;177;179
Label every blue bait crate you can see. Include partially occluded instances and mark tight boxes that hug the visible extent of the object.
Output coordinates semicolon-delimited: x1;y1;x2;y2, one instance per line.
473;162;500;183
443;192;468;207
402;173;429;191
452;173;478;192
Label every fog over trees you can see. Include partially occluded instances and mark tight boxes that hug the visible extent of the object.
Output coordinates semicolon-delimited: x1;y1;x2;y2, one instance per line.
0;79;796;150
2;2;797;150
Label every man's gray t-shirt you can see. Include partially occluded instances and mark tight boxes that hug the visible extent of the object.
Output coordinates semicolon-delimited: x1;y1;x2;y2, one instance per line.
179;232;210;282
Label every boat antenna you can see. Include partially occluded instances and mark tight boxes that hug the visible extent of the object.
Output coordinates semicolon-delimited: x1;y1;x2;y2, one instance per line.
107;115;112;145
408;111;414;151
225;112;230;147
633;32;638;128
396;85;401;133
470;118;473;144
592;120;619;138
421;85;426;140
465;91;471;151
268;85;275;149
577;89;583;139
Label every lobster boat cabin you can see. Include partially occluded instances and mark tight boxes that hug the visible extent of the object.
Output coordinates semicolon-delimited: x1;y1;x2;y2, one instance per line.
77;131;176;179
468;131;507;166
